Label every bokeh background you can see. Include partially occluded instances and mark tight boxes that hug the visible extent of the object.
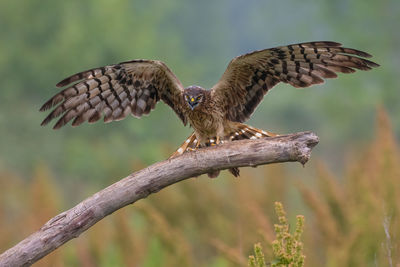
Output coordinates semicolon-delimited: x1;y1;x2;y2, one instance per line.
0;0;399;266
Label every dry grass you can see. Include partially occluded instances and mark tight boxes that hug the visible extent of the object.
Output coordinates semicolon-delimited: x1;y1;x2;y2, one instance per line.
299;108;400;266
0;109;398;266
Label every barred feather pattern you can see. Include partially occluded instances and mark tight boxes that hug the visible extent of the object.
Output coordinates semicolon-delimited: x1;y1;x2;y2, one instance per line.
40;41;378;177
40;60;186;129
211;41;379;123
170;123;277;177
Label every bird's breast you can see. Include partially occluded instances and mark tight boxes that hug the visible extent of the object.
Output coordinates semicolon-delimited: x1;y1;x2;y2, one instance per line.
187;108;222;136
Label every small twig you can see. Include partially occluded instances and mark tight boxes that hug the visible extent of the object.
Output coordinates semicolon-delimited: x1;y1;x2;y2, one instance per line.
0;131;318;267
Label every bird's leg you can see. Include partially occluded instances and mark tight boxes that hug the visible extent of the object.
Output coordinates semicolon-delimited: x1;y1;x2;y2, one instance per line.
186;139;200;151
216;136;220;144
210;136;220;146
216;135;229;144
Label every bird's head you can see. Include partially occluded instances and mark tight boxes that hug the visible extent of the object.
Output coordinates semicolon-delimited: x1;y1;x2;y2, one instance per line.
183;86;206;110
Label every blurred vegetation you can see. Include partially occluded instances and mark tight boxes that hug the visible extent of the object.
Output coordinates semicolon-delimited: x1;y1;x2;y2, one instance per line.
0;109;398;266
0;0;399;183
0;0;399;266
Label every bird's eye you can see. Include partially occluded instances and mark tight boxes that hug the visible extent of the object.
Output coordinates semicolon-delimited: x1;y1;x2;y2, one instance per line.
184;95;189;101
196;96;202;101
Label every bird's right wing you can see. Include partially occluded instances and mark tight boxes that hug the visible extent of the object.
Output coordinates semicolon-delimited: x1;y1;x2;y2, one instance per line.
40;60;187;129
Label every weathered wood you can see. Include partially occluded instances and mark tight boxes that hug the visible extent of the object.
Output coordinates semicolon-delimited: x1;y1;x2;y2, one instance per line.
0;132;318;267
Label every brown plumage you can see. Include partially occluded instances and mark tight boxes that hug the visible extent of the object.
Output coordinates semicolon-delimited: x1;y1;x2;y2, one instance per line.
40;41;379;177
40;60;186;128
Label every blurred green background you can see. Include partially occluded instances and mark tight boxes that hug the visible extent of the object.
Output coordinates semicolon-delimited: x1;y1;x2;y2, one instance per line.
0;0;399;266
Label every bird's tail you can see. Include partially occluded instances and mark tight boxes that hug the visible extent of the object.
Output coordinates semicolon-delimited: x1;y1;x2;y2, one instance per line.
228;123;277;142
169;123;277;178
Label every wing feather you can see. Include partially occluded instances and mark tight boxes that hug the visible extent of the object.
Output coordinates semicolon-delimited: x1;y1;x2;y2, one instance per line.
211;41;379;123
40;60;186;129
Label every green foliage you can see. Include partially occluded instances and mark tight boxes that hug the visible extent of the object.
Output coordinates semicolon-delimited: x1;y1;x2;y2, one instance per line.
0;0;399;183
248;202;305;267
248;243;267;267
0;0;399;266
271;203;305;267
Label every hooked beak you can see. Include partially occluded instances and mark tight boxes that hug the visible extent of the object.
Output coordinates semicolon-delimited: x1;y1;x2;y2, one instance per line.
188;97;196;110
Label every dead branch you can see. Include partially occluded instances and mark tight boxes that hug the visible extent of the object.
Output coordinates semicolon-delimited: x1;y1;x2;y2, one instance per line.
0;131;318;266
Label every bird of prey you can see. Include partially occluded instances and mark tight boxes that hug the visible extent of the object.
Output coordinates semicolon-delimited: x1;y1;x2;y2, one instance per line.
40;41;379;177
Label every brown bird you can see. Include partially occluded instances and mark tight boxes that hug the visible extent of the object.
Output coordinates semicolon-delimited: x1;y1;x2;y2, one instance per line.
40;41;379;177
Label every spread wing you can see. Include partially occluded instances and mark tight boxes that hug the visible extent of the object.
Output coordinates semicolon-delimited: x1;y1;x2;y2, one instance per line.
211;41;379;123
40;60;186;129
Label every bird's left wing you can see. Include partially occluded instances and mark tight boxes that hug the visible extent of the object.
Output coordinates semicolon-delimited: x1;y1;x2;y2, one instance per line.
40;60;187;129
211;41;379;123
